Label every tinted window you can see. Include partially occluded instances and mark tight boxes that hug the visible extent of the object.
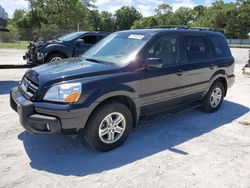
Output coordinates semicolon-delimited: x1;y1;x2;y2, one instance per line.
97;35;105;42
57;32;83;42
209;35;231;58
148;35;179;66
184;36;208;61
82;35;97;44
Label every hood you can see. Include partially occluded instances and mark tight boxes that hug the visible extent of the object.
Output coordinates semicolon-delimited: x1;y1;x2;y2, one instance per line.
30;39;63;49
25;58;118;86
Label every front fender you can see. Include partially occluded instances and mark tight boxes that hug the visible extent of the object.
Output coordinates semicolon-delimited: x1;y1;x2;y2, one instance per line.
43;44;73;58
79;84;140;130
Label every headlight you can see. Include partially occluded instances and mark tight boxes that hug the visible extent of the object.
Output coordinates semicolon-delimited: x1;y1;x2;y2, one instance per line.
43;83;82;103
37;52;44;60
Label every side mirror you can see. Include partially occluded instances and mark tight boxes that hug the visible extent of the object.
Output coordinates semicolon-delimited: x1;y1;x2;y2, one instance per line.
146;58;163;69
74;38;84;45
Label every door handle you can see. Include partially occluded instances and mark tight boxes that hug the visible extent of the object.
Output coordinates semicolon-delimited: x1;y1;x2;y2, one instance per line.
176;69;184;76
209;64;215;70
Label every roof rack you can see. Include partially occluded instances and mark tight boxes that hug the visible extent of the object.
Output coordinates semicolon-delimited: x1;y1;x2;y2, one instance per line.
189;27;224;33
151;25;188;29
150;25;224;33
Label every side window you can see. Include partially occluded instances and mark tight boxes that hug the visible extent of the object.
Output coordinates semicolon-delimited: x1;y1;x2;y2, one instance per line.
209;35;231;58
97;35;105;42
82;35;97;44
184;36;208;61
148;35;179;66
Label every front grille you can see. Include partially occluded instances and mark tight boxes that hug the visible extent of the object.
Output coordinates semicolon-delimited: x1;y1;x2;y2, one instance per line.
21;77;39;98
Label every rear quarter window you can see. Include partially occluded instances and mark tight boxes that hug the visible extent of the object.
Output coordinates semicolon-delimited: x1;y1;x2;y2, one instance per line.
208;35;231;58
184;35;211;62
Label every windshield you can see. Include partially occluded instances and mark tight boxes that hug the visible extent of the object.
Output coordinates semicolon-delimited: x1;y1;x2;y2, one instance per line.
57;32;83;42
82;32;150;66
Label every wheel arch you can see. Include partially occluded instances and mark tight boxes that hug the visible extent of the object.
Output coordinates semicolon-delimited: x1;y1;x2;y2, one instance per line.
207;72;228;97
45;50;68;62
79;93;140;132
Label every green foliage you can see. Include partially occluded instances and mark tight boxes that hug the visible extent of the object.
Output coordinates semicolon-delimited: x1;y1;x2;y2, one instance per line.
115;6;142;30
171;7;194;25
155;4;173;25
132;0;250;39
0;41;29;49
87;10;115;32
191;0;250;38
0;24;19;42
131;16;159;29
5;0;250;40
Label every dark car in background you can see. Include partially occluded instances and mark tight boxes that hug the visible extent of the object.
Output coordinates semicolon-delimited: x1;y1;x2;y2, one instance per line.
23;31;109;65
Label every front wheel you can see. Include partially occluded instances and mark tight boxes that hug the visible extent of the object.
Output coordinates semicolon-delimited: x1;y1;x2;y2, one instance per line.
83;101;132;152
45;53;66;63
201;81;225;113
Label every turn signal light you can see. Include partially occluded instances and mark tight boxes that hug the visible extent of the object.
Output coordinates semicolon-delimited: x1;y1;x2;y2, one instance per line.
64;92;81;103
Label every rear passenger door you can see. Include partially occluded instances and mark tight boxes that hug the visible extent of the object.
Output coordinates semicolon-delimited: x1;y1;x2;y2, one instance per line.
180;34;215;101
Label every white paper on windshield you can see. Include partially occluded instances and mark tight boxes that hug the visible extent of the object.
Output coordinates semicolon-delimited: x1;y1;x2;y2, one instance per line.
128;34;144;40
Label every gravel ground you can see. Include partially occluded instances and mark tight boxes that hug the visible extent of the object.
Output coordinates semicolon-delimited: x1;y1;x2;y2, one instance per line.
0;48;250;188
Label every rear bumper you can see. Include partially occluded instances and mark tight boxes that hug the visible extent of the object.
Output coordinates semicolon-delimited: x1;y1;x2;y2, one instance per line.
228;74;235;88
10;87;61;134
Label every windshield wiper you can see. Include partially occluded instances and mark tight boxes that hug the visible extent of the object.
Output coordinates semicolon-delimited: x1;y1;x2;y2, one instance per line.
85;58;115;65
85;58;103;64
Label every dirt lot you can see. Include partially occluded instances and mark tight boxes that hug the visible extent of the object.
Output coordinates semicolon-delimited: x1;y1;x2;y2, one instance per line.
0;48;250;188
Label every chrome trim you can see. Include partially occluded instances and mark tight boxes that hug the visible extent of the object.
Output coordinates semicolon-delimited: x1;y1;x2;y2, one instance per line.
21;77;39;97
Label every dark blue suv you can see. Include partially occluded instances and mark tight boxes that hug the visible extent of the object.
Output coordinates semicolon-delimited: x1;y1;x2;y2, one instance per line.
10;28;235;151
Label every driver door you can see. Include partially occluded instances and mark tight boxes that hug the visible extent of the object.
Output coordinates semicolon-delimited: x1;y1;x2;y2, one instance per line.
139;34;186;114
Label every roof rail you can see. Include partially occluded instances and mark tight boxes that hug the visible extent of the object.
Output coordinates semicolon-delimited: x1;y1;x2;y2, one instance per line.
189;27;224;33
150;25;224;33
150;25;188;29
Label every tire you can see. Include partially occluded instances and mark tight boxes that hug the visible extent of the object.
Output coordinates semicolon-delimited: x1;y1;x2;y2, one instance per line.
83;101;133;152
201;81;225;113
45;53;66;63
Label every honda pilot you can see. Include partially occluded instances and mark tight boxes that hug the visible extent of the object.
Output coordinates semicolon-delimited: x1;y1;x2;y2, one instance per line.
10;28;235;151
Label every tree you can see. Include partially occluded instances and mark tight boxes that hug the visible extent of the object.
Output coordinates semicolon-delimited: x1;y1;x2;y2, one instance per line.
115;6;142;30
155;4;173;25
87;10;115;31
44;0;89;30
171;7;194;25
11;9;26;24
7;0;250;39
235;0;250;38
87;9;101;31
155;4;172;15
131;16;158;29
99;11;115;32
193;5;206;21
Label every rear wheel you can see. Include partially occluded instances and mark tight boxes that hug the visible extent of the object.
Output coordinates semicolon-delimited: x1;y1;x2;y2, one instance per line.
83;101;132;152
45;53;66;63
201;81;225;113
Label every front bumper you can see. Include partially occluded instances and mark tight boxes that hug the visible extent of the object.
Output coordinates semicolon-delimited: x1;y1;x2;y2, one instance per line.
23;51;44;65
10;87;62;134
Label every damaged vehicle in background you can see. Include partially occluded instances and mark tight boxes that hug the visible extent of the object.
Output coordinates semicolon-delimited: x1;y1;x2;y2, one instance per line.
23;31;109;65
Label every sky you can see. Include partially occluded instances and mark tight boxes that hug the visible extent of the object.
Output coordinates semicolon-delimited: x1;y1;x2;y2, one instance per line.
1;0;235;18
